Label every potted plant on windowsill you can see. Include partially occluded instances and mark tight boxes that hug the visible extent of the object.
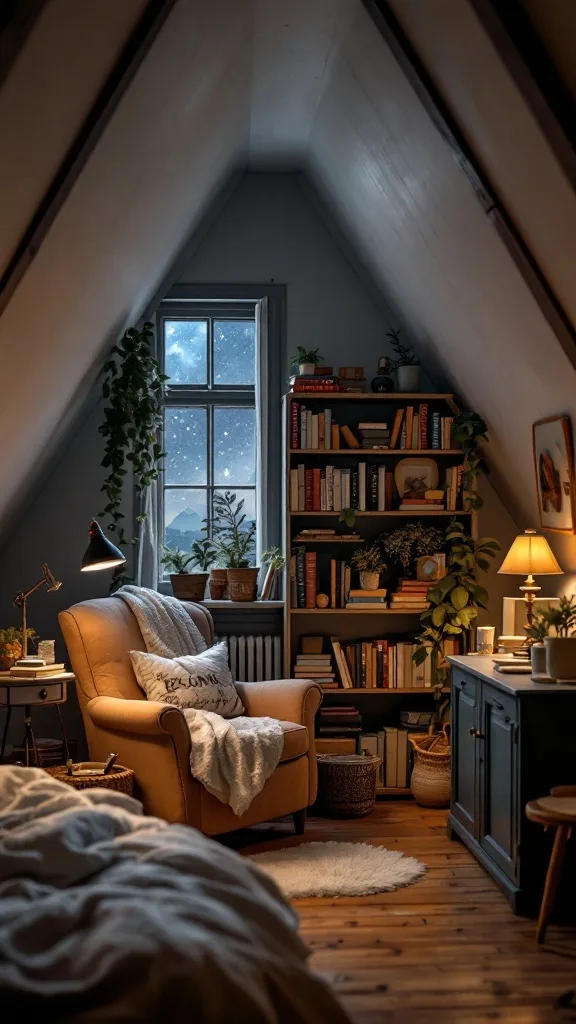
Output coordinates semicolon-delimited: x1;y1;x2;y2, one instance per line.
387;328;421;392
162;540;216;602
212;491;258;601
544;596;576;681
351;545;387;591
292;346;322;376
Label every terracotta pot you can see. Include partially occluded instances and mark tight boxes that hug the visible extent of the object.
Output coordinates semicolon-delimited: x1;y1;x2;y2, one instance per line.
170;572;208;602
359;570;380;591
0;653;18;671
209;568;228;600
545;637;576;682
227;567;259;602
397;364;420;393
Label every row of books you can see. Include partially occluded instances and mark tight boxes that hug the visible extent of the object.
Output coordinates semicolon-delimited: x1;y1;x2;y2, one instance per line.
290;403;457;450
222;634;283;682
330;638;436;689
360;728;418;789
289;464;394;512
317;705;361;737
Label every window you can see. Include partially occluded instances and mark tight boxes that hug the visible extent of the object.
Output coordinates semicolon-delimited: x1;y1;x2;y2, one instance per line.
159;303;257;567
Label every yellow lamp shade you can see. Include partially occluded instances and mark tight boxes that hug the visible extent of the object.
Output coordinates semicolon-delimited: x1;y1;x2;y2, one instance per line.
498;529;562;576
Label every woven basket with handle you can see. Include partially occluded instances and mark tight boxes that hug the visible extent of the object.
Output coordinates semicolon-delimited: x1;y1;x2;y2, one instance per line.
45;763;134;796
409;725;451;808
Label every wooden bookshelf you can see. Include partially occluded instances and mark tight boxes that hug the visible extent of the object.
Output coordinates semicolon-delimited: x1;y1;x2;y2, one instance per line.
284;391;476;797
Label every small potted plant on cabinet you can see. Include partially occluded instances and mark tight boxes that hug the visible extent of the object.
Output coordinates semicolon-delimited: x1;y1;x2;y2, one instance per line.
212;491;258;601
525;607;551;677
292;346;322;376
544;596;576;681
162;540;216;602
388;328;421;392
351;545;387;591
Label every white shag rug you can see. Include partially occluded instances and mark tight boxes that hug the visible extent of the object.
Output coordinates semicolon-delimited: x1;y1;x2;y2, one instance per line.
249;841;426;898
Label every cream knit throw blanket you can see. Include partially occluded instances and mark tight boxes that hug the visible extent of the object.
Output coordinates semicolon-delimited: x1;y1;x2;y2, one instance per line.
115;586;283;815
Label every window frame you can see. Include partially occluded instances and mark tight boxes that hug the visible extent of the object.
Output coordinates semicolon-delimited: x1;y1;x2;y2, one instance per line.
155;286;285;587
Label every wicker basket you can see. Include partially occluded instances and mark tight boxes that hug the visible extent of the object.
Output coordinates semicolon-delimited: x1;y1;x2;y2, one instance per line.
410;726;451;808
45;763;134;796
316;753;381;818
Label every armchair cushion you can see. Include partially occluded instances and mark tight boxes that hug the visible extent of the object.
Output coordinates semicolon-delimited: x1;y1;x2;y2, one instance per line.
129;643;244;718
279;722;308;762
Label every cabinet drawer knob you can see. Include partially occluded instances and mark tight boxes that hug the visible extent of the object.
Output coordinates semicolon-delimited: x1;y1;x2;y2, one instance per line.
39;689;48;701
494;701;504;711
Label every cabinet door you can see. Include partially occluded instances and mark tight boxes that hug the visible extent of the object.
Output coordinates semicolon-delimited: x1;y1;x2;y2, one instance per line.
451;672;480;838
480;685;518;881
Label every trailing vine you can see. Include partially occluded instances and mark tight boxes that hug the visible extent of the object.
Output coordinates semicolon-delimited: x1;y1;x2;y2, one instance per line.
452;410;490;511
98;322;168;545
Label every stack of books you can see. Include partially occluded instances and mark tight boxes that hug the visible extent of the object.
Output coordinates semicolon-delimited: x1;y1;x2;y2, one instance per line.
0;658;68;681
346;588;387;609
317;705;362;738
445;465;463;511
293;528;361;542
387;404;457;450
389;580;430;611
293;651;336;688
358;422;391;448
399;489;445;511
360;728;416;788
290;374;339;394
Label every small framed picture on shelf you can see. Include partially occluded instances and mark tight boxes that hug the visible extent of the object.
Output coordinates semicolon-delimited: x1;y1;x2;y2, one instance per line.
416;553;446;582
532;415;576;534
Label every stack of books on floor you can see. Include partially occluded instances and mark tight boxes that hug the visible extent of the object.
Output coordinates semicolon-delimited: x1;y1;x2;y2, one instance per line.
358;422;391;448
317;705;362;740
293;650;336;688
331;637;437;688
346;588;387;609
360;728;415;789
389;580;430;611
290;373;339;394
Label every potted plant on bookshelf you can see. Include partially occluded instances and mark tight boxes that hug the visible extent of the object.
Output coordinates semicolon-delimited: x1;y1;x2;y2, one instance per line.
544;596;576;681
413;520;501;691
387;328;420;392
292;346;322;376
380;523;444;577
351;545;387;591
162;542;216;602
212;491;258;602
0;627;35;671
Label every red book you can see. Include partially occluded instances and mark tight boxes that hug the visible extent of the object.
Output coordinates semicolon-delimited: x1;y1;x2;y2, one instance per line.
305;552;317;609
312;468;321;511
291;401;299;449
419;403;428;449
293;383;339;392
305;469;313;511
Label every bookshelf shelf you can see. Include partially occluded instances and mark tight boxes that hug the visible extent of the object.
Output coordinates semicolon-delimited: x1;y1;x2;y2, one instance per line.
287;393;456;403
290;449;463;456
291;608;423;615
291;510;472;517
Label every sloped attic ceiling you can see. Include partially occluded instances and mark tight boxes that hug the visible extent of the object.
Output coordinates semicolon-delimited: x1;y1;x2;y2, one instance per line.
2;0;576;570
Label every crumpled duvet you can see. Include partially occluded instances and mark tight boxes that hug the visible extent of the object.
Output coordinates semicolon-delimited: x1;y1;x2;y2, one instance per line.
0;766;350;1023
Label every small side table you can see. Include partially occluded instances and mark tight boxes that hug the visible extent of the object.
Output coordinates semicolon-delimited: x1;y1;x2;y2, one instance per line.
0;672;73;767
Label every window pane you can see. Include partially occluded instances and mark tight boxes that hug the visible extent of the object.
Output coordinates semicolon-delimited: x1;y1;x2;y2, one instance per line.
164;489;207;554
164;408;207;485
164;320;207;383
213;320;255;384
214;407;256;485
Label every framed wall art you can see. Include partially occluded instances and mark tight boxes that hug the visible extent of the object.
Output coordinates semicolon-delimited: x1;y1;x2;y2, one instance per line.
532;415;576;534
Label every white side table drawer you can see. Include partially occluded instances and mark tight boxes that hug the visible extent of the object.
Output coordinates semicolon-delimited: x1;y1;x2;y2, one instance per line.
0;681;66;706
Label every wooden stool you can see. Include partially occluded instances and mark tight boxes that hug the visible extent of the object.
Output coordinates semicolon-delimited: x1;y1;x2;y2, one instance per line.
525;793;576;943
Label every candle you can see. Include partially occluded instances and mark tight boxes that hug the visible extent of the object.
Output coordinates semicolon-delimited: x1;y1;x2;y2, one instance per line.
476;626;495;655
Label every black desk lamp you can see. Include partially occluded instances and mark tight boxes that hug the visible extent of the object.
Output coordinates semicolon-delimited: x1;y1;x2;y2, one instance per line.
81;520;126;573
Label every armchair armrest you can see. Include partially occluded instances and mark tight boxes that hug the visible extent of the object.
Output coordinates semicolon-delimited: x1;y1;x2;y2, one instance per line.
234;678;322;725
86;697;200;827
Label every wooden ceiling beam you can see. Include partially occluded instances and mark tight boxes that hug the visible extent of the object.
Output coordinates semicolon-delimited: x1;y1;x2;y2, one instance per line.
0;0;177;318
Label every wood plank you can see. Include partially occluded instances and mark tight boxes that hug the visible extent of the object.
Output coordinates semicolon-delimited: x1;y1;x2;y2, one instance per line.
228;801;576;1022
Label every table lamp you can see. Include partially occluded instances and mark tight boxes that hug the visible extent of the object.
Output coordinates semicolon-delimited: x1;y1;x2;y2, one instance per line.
498;528;562;629
13;564;63;659
81;520;126;572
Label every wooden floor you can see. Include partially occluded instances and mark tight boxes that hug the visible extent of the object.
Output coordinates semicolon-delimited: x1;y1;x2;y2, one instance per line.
229;801;576;1023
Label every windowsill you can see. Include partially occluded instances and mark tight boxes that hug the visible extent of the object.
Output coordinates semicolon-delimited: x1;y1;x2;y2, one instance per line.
158;581;283;609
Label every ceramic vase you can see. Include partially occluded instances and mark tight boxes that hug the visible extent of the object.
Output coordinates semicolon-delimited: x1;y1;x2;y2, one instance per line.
530;643;548;679
545;637;576;682
299;362;315;375
397;364;420;392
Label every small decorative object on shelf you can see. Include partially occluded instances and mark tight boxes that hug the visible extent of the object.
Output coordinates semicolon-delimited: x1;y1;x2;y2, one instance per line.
387;328;421;393
416;552;446;582
350;544;386;591
316;593;330;609
371;356;394;393
292;346;322;376
37;640;56;664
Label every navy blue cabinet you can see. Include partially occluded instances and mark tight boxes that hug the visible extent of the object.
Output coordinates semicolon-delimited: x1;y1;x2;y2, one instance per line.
448;656;576;915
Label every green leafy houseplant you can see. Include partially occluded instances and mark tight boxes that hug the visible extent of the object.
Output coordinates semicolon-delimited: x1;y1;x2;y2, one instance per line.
525;607;551;645
387;328;420;368
380;523;443;574
542;595;576;680
98;321;168;556
190;537;217;572
161;547;194;574
545;596;576;637
212;491;256;569
452;410;490;511
413;520;501;688
292;346;322;368
351;545;386;573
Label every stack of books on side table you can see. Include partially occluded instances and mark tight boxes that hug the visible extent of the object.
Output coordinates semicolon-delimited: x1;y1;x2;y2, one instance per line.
0;657;70;681
389;580;430;611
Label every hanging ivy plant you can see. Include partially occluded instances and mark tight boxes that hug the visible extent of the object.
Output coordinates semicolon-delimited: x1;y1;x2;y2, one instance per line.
452;410;490;511
98;322;168;544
